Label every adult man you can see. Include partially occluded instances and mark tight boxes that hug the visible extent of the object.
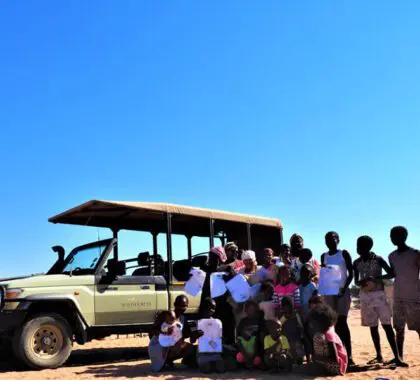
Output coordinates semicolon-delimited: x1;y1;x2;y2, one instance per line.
389;226;420;359
321;231;354;365
353;235;406;366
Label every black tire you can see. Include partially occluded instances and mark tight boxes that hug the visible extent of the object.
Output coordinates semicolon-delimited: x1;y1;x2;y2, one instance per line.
0;335;16;362
13;313;73;370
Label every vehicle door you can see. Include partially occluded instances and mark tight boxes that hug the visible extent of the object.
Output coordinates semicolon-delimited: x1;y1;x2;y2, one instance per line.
94;271;162;326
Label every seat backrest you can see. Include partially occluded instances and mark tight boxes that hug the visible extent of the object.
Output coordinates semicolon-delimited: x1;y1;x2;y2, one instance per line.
107;259;127;276
191;255;208;270
172;259;191;282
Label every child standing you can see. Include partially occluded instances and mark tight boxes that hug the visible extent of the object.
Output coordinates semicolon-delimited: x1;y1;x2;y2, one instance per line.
273;265;300;309
353;235;407;367
236;300;262;368
298;249;320;283
321;231;354;365
197;298;225;373
299;264;318;321
308;303;348;376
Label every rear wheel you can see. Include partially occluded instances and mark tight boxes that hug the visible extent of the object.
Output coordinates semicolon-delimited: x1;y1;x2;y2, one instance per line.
13;314;73;369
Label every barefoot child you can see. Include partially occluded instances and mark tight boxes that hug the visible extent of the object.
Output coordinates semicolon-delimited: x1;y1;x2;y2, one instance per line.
264;319;293;373
389;226;420;359
277;297;310;364
308;303;348;376
321;231;354;365
353;235;407;367
236;300;262;368
197;298;225;373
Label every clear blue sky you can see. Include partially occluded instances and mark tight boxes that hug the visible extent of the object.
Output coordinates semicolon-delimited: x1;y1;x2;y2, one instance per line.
1;1;420;276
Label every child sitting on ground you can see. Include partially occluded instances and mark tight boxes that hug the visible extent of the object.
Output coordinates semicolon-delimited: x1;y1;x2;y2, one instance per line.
277;297;310;365
158;310;183;347
264;319;293;373
236;300;262;369
308;303;348;376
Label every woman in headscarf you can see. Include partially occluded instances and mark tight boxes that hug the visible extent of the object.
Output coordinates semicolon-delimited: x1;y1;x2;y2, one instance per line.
222;241;245;273
231;250;260;325
239;250;258;277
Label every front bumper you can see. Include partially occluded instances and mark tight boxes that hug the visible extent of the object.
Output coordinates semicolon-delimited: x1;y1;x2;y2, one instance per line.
0;310;27;333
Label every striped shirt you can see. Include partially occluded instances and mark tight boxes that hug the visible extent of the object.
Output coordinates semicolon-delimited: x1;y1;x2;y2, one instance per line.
273;283;300;309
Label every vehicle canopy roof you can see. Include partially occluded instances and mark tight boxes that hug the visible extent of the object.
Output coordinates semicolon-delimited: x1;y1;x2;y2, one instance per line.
49;200;282;237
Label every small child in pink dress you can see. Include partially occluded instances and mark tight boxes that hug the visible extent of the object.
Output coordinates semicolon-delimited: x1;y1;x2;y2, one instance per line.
308;303;348;375
273;265;300;309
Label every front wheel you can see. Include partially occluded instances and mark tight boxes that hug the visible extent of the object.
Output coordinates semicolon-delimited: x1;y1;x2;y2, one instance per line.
13;313;73;369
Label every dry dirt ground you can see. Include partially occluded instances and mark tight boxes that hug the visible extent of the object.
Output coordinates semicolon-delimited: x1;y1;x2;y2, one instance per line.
0;309;418;380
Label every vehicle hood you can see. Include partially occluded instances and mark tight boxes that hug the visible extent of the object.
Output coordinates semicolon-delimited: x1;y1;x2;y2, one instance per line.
0;274;94;289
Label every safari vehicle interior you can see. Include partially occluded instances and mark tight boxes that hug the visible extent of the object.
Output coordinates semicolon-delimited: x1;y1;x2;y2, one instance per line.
48;200;284;285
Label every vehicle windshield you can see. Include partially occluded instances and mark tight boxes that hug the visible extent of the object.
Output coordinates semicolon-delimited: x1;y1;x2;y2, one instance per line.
62;242;109;274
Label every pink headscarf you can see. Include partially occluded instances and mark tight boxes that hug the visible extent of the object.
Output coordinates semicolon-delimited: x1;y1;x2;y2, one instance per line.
210;246;227;263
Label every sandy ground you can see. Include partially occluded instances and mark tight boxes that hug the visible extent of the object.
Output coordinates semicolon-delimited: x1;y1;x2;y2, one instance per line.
0;309;418;380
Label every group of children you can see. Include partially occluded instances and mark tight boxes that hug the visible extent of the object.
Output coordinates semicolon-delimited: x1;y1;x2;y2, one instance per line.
232;252;347;375
155;226;420;375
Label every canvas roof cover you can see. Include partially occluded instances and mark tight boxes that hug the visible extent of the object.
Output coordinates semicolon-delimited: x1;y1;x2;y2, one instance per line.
48;200;282;236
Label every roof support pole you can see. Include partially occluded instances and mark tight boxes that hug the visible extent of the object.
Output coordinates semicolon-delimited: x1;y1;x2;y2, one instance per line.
112;229;119;260
209;219;215;249
247;224;252;250
152;232;158;261
187;235;192;261
166;213;173;283
279;228;284;246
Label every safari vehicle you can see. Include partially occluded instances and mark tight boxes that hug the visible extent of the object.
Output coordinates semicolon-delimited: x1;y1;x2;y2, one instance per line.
0;200;283;369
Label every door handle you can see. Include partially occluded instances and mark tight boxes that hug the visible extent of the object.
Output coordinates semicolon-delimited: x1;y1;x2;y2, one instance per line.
106;286;118;291
140;285;150;290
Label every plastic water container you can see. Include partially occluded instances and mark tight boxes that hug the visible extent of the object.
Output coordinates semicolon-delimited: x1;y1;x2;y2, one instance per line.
318;265;342;296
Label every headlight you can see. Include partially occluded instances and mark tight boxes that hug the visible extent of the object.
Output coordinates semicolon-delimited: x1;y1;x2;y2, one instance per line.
5;289;23;300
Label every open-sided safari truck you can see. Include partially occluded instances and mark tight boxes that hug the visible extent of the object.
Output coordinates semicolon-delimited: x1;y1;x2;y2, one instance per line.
0;200;283;369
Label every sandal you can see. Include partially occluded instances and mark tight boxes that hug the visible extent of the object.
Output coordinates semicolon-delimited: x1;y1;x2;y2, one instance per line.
367;357;383;365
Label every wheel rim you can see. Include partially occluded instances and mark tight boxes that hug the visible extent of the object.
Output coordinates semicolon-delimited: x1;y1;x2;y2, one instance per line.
31;324;64;359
